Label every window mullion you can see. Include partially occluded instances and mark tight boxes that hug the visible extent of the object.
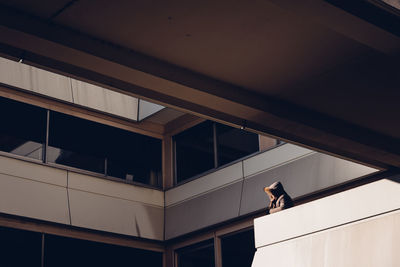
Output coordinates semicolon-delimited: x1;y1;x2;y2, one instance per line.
44;110;50;163
213;122;218;168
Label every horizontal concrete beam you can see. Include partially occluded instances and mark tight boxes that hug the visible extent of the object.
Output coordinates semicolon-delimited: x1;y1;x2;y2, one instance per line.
0;5;400;169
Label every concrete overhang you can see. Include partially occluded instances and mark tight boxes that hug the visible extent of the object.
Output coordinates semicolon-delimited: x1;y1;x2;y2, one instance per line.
0;0;400;169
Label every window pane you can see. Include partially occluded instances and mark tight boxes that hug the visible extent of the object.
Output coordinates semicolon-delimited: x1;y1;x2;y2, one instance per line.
44;234;163;267
48;112;106;174
48;111;162;187
106;126;162;187
216;124;259;166
0;226;42;267
174;121;215;183
221;229;255;267
178;239;215;267
0;96;46;160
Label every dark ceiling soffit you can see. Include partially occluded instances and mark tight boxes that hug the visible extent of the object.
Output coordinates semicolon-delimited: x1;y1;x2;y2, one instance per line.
326;0;400;37
1;42;398;171
0;4;398;117
0;5;251;104
0;7;400;169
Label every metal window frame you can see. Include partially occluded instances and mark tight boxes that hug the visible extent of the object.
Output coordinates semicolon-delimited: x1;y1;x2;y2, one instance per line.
169;217;254;267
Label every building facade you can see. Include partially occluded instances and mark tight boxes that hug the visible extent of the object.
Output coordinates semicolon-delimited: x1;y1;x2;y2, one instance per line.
0;1;399;266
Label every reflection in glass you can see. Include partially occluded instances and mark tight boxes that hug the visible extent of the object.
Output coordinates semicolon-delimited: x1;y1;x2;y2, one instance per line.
221;229;255;267
174;121;215;183
48;111;162;186
0;226;42;267
44;234;163;267
178;239;215;267
216;124;259;166
48;112;106;174
174;120;261;184
47;146;105;174
105;126;162;187
0;96;46;160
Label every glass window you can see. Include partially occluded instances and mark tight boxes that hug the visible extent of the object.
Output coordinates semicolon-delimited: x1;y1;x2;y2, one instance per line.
174;121;261;184
0;226;42;267
177;239;215;267
105;126;162;187
174;121;215;183
48;111;162;187
216;124;259;166
44;234;163;267
0;96;46;160
221;229;255;267
48;112;106;174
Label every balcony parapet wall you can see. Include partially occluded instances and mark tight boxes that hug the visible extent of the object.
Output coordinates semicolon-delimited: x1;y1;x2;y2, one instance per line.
252;177;400;267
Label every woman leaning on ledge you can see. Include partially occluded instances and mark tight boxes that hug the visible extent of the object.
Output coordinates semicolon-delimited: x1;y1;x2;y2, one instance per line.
264;181;294;214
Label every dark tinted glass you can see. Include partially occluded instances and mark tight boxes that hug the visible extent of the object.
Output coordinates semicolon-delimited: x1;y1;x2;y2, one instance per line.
216;124;259;166
44;234;163;267
178;239;215;267
106;126;162;187
48;111;162;187
174;121;215;183
221;229;255;267
0;96;46;160
48;112;106;173
0;226;42;267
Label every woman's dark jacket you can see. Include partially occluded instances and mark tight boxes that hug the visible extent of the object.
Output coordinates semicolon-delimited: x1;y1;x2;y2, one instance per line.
266;181;294;214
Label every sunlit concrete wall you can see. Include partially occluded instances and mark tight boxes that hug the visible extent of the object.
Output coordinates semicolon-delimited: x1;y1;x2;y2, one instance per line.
0;155;164;240
252;177;400;267
165;144;377;239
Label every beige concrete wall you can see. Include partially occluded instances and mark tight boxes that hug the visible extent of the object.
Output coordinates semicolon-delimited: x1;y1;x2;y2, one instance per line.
165;162;243;207
165;144;313;208
243;143;314;177
252;210;400;267
0;156;70;224
252;177;400;267
165;144;378;239
0;155;164;240
254;178;400;247
68;172;164;240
